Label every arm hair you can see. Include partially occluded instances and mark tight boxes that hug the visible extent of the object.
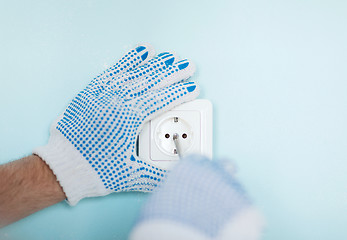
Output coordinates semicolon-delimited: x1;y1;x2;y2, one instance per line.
0;155;66;227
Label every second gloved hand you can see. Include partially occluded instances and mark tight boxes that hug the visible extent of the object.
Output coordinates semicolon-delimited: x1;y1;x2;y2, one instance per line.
34;44;199;205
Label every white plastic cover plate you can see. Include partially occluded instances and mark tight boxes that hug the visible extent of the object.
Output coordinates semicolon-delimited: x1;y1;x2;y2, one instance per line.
138;99;213;169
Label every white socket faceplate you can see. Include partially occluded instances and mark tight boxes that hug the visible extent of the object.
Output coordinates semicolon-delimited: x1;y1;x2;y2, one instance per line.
138;99;213;169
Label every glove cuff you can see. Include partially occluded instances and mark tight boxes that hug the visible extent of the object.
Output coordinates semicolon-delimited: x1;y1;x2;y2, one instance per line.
33;129;110;206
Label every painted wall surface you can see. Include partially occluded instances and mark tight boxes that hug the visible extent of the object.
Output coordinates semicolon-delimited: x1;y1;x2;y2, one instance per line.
0;0;346;239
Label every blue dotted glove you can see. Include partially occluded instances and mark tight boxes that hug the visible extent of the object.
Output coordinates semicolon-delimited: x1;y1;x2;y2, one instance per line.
130;155;265;240
34;44;199;205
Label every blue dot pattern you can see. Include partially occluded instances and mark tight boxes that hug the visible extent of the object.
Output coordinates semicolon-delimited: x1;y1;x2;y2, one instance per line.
55;46;198;192
135;155;252;238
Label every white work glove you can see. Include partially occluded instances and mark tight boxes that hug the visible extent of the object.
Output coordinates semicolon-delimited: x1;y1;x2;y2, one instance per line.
130;155;265;240
34;44;199;205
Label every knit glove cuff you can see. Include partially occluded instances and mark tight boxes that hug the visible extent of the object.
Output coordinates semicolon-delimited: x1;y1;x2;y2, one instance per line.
33;129;110;206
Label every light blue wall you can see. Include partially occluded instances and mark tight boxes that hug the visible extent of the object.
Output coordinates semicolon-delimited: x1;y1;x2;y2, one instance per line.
1;0;346;239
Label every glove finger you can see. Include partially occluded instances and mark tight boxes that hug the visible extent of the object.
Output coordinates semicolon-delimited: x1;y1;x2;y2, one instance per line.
92;44;155;87
120;59;195;100
106;52;176;91
134;81;200;123
154;59;196;90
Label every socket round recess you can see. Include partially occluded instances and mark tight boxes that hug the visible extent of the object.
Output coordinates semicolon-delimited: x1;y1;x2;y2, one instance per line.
154;116;194;156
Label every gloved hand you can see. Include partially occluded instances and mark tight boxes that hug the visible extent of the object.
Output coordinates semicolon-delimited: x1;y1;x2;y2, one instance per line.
34;44;199;205
129;155;265;240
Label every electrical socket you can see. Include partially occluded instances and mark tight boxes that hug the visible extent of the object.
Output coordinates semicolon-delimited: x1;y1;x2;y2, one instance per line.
138;99;213;169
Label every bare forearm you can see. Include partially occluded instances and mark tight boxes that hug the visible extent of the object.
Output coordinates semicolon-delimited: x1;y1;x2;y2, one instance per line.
0;155;65;227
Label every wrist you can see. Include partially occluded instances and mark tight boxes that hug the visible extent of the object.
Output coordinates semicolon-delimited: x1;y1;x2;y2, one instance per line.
31;154;66;200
